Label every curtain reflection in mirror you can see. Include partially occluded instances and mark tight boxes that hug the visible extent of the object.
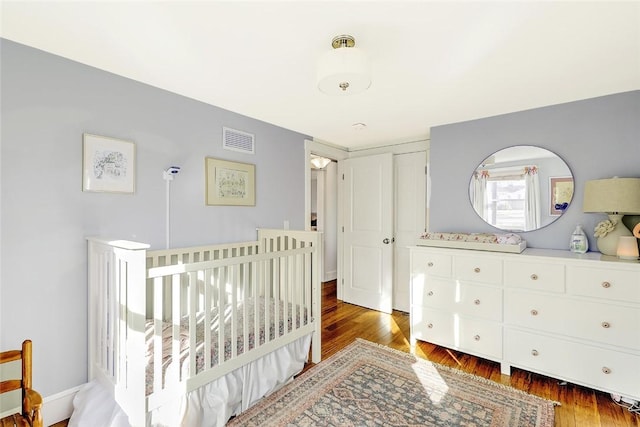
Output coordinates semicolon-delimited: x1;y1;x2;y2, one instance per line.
471;170;488;222
524;166;540;231
470;166;541;231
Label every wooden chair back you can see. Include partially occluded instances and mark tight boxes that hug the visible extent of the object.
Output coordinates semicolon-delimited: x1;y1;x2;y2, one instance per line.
0;340;42;427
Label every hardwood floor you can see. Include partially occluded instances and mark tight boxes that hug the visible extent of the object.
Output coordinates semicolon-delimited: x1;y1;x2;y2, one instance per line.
318;280;639;427
50;280;639;426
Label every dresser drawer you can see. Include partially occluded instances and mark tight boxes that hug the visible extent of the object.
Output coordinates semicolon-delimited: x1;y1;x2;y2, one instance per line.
505;328;640;400
454;255;503;285
411;307;455;348
505;290;640;350
412;278;502;321
457;316;503;360
504;260;565;293
411;307;502;360
412;251;452;278
567;265;640;304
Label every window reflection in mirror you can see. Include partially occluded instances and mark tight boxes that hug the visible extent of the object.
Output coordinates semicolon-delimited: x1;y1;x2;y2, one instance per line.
470;146;573;232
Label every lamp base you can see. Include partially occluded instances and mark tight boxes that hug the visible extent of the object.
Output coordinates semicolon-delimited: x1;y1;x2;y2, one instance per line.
596;214;632;256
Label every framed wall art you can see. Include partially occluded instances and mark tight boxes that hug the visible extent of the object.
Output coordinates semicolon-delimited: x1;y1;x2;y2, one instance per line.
205;157;255;206
82;133;135;193
549;176;574;216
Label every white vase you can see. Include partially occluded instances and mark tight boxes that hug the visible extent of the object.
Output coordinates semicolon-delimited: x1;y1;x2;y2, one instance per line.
596;214;633;256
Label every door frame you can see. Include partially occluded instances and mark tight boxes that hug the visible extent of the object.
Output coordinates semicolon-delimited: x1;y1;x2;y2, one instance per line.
304;140;348;295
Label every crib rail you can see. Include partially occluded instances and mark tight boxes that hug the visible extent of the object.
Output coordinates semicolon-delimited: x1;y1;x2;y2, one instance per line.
87;230;321;427
86;238;149;425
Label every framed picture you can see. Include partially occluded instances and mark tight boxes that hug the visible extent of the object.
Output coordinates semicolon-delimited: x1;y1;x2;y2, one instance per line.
549;176;573;216
82;134;135;193
205;157;255;206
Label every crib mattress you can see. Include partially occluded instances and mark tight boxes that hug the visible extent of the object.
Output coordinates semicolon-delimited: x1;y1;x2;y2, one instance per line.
145;296;307;395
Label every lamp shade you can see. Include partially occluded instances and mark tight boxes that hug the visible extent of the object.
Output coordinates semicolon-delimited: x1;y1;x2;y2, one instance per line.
317;35;371;95
583;177;640;214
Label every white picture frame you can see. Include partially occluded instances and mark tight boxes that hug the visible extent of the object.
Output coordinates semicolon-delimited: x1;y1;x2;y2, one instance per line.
205;157;255;206
82;133;135;193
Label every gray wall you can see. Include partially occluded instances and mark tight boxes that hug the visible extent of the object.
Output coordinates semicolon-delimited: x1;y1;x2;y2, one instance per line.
430;90;640;250
0;40;308;397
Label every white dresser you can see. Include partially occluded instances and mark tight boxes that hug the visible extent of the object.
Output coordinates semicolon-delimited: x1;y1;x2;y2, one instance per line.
409;246;640;400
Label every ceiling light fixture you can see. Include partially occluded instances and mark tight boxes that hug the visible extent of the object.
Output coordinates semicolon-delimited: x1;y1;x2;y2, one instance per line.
310;156;331;169
317;34;371;95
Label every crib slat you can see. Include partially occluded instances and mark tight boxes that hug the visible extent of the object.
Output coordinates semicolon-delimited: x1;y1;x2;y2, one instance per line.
283;254;289;336
153;276;164;394
188;271;197;377
203;268;212;370
264;259;271;345
241;262;248;354
171;273;181;387
251;260;258;351
217;266;225;365
273;257;279;341
230;264;238;359
293;251;301;330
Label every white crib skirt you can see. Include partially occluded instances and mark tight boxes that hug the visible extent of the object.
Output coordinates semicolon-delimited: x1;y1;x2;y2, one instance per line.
70;333;312;427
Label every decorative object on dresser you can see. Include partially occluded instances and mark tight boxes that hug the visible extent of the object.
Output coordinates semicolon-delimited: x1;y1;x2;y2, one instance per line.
617;236;639;260
583;177;640;256
228;339;557;427
410;245;640;407
418;231;526;253
569;224;588;254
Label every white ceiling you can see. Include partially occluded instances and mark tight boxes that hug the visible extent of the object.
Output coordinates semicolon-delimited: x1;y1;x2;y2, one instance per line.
2;1;639;150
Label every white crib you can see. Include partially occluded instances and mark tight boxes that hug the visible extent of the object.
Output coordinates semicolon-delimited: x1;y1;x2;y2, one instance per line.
85;229;322;427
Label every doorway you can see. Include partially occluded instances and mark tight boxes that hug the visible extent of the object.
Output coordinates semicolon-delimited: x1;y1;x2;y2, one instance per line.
310;157;338;282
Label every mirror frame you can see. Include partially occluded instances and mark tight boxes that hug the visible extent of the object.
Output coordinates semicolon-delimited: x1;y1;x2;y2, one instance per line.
469;145;574;232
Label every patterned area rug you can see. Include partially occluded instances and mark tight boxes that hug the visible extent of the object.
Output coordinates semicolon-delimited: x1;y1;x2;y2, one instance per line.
228;339;557;427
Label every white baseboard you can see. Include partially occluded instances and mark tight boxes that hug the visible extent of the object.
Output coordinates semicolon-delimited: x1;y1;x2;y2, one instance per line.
322;269;337;282
43;385;83;426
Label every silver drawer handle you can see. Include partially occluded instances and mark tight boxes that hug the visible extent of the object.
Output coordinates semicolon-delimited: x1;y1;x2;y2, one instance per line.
427;291;434;297
427;262;434;267
474;267;481;273
531;349;539;356
601;321;611;329
530;309;539;316
601;281;611;289
530;274;538;280
602;367;611;374
427;323;433;329
474;335;480;341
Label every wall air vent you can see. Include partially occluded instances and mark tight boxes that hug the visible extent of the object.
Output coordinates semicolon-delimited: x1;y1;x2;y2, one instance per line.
223;127;255;154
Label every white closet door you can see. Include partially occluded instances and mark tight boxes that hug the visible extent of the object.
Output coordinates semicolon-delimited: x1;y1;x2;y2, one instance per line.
342;153;394;314
393;152;427;312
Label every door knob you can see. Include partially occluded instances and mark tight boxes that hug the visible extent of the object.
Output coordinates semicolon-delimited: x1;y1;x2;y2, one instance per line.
383;238;390;244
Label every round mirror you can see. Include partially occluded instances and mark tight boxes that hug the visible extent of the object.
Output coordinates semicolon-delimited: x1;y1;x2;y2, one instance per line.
469;145;573;232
